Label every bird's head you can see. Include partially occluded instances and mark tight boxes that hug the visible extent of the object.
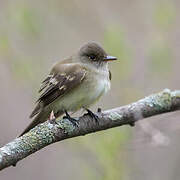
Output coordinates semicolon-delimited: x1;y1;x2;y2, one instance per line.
76;42;117;68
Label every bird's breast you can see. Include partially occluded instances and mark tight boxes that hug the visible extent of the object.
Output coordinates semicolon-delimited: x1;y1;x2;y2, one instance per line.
82;69;111;104
51;69;110;112
90;72;110;95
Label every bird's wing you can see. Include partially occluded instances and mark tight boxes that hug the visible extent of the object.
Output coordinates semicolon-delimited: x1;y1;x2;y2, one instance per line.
38;63;87;107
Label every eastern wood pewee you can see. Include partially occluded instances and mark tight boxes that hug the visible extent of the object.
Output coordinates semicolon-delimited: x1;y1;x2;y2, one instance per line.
20;42;117;136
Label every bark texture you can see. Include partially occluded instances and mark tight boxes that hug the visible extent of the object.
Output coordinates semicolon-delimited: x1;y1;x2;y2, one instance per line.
0;89;180;171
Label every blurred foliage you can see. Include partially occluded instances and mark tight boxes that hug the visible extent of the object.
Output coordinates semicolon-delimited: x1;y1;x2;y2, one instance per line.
94;128;130;180
0;3;45;89
76;127;130;180
148;40;173;78
10;57;38;83
8;4;42;39
148;0;176;80
0;35;10;57
153;0;176;30
103;26;132;80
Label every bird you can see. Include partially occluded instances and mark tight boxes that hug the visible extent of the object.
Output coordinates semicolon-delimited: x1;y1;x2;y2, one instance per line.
19;42;117;136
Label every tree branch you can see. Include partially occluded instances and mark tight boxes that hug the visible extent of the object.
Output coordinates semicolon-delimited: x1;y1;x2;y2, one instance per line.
0;89;180;171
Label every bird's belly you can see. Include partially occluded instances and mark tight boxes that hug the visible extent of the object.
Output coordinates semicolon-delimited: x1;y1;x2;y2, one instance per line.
52;77;110;113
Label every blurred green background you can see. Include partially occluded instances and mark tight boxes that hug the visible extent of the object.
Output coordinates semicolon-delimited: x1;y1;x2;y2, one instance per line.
0;0;180;179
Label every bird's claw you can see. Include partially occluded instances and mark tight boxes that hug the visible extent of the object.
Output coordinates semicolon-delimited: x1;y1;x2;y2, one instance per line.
63;110;79;127
129;121;135;127
12;162;17;167
84;108;99;125
97;107;102;113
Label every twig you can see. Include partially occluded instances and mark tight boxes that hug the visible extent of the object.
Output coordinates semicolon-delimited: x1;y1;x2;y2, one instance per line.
0;89;180;171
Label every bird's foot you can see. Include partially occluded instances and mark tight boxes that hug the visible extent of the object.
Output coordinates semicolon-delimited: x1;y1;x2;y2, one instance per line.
129;121;135;127
63;110;79;127
48;111;58;125
12;162;17;167
97;107;102;113
84;108;99;124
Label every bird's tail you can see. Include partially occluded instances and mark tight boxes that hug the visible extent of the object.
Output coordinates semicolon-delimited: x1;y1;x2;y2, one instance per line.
19;111;46;137
19;109;64;137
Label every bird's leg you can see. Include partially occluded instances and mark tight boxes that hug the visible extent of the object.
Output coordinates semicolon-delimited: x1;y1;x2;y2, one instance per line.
12;162;17;167
84;108;99;124
97;107;102;113
129;121;135;127
49;110;58;124
63;110;79;127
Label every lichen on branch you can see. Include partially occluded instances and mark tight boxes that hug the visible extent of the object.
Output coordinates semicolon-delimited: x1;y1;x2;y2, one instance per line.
0;89;180;171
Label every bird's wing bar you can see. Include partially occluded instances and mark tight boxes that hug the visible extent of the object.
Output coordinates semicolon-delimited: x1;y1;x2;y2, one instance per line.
37;64;87;107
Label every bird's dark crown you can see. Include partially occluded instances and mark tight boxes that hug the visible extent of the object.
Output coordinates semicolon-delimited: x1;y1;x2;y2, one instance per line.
79;42;107;62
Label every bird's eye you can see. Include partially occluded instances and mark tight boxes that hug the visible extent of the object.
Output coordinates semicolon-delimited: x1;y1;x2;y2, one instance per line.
89;54;96;60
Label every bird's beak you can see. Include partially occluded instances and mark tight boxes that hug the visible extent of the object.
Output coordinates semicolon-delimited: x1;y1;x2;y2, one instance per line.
103;55;117;61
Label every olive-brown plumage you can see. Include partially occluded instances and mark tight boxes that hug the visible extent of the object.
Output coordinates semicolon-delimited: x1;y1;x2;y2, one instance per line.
20;42;117;136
